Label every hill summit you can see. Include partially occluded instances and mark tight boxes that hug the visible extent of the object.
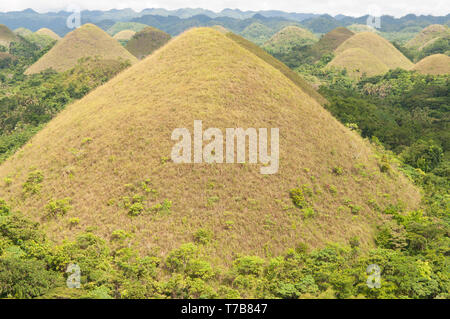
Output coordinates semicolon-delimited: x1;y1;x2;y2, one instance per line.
0;28;420;262
406;24;450;50
335;32;413;70
25;24;138;74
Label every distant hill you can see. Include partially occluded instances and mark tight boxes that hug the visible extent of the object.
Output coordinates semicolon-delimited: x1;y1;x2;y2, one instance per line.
327;48;389;79
263;26;317;55
35;28;61;41
239;22;274;45
125;26;171;59
412;53;450;74
311;27;354;59
0;28;420;261
335;32;414;70
113;30;136;41
0;24;18;47
107;22;149;35
406;24;450;50
14;27;33;37
25;24;138;74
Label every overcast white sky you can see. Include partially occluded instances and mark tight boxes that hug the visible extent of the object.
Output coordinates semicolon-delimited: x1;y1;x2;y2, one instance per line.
1;0;449;17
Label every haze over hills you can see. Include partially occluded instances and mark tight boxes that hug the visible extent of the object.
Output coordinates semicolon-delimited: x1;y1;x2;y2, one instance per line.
335;32;414;70
125;26;171;59
412;53;450;74
0;28;420;263
25;23;138;74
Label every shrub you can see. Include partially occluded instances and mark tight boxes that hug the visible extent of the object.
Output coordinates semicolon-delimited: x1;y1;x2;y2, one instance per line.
302;207;316;219
233;256;265;276
22;170;44;195
151;199;172;215
289;188;308;208
193;228;213;245
0;199;11;216
166;243;198;272
186;259;214;280
332;166;344;176
44;198;72;219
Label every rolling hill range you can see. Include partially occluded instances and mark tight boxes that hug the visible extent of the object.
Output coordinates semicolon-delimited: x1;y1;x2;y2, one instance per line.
263;26;317;55
0;28;420;263
335;32;414;70
107;22;149;36
25;24;138;74
406;24;450;50
125;26;171;59
412;53;450;74
327;48;389;79
0;24;18;47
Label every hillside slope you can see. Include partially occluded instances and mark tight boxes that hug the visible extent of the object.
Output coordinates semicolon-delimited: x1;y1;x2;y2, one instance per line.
412;54;450;74
312;27;354;58
0;28;420;263
25;24;138;74
113;30;136;41
0;24;18;47
327;48;389;79
336;32;413;70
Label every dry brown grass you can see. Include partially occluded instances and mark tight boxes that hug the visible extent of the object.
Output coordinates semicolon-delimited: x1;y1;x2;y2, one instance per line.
412;54;450;75
336;32;413;70
327;48;389;79
0;28;421;266
25;24;138;74
35;28;61;41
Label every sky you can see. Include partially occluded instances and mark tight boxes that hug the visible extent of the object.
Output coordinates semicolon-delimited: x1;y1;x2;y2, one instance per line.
0;0;449;18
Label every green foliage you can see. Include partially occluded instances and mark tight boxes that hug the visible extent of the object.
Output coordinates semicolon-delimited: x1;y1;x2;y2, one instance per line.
22;170;44;195
289;188;308;208
193;228;213;245
44;198;72;219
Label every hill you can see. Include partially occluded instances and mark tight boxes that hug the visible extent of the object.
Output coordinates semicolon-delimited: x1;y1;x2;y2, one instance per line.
335;32;414;70
107;22;149;35
327;48;389;79
263;26;317;55
239;22;274;45
311;27;354;59
406;24;450;50
25;24;138;74
412;54;450;75
0;24;18;47
113;30;136;41
125;26;171;60
14;27;33;37
348;24;379;33
0;28;420;263
35;28;61;41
